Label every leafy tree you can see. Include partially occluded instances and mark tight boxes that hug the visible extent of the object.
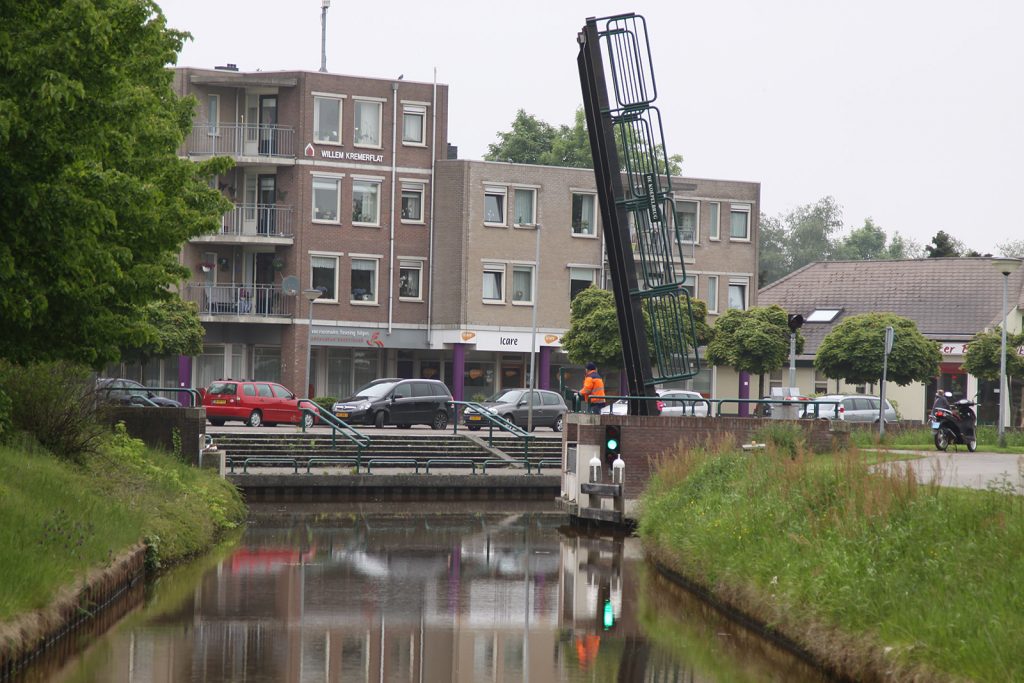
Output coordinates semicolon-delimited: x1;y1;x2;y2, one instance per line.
787;196;844;273
757;213;790;287
996;239;1024;258
886;231;925;259
120;298;206;364
560;288;623;369
963;328;1024;381
832;218;887;260
485;108;683;174
815;313;940;386
0;0;233;367
924;230;963;258
704;305;802;399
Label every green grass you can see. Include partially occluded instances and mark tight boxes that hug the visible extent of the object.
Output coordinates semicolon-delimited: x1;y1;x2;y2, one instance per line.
850;424;1024;453
639;444;1024;681
0;427;245;619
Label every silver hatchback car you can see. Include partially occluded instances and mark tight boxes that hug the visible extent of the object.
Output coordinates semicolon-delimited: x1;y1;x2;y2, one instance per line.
803;394;897;423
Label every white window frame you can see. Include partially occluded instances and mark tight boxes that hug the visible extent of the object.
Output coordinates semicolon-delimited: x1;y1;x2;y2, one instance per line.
484;185;507;227
681;274;697;298
512;187;537;227
729;203;751;241
398;258;424;302
353;98;384;148
568;265;598;301
675;199;700;244
351;176;382;227
310;252;341;303
482;262;506;303
311;174;343;224
207;94;219;136
510;263;535;306
571;191;597;237
313;93;345;145
727;279;749;310
400;181;425;224
401;102;427;146
706;275;719;314
708;202;721;241
349;254;380;305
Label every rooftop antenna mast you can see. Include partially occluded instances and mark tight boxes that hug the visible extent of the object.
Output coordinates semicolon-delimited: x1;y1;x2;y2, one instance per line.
319;0;331;73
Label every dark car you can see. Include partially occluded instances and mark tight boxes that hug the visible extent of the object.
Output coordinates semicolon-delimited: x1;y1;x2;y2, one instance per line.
332;378;453;429
202;379;319;428
464;388;568;432
96;378;182;407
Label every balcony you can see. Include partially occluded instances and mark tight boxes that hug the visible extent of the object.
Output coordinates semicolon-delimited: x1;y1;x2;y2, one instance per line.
186;123;295;162
192;204;295;245
184;283;294;320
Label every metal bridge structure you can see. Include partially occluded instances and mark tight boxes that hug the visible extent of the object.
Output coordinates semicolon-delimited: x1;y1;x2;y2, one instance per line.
577;13;700;416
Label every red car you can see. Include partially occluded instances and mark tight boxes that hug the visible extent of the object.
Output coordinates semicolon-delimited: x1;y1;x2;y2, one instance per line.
202;379;319;428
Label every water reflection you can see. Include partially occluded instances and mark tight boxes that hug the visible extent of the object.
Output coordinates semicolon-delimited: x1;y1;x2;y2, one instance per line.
34;502;829;682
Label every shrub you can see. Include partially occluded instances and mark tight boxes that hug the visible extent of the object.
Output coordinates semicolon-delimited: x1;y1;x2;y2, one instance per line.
752;422;806;458
0;360;105;462
0;387;11;443
313;396;337;413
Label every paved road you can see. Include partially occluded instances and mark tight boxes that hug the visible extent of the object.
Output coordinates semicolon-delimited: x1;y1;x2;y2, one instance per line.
874;450;1024;492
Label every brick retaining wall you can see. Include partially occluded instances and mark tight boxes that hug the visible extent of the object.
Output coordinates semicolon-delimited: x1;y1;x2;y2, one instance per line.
98;407;206;463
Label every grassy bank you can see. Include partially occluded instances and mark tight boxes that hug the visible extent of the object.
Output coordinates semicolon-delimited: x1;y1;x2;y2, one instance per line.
639;438;1024;681
849;423;1024;452
0;425;245;620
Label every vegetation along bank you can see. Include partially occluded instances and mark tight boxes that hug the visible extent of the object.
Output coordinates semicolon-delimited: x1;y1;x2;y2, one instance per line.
639;430;1024;682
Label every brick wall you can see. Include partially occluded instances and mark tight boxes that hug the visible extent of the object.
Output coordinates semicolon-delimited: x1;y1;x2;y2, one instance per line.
568;414;849;498
99;407;207;464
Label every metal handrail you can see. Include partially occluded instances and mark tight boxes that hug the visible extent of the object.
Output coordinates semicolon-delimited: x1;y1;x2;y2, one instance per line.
96;385;202;408
714;398;841;418
529;459;562;474
299;402;371;460
183;282;294;317
219;203;295;238
364;459;420;474
187;122;295;158
306;457;359;474
425;459;477;475
450;400;532;457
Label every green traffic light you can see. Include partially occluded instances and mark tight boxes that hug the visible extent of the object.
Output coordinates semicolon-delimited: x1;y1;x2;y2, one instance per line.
606;438;618;450
603;599;615;629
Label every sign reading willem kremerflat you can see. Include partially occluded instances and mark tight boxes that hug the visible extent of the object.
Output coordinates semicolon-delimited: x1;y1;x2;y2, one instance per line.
303;143;384;163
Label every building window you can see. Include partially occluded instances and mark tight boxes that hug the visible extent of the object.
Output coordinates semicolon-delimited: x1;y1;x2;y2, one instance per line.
482;263;505;302
352;179;381;225
484;186;506;226
814;369;829;395
730;204;751;240
572;193;596;236
399;260;423;300
674;200;698;243
401;183;424;222
511;265;534;304
402;105;426;145
353;99;382;147
681;274;696;297
311;255;338;301
312;176;340;222
708;202;720;240
807;308;841;322
207;95;219;136
727;281;747;310
569;266;597;301
706;275;719;313
350;258;378;303
769;368;783;392
314;96;343;144
513;188;536;226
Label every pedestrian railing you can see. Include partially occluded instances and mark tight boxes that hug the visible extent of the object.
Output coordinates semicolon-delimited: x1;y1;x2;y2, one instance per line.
449;400;533;457
96;385;202;407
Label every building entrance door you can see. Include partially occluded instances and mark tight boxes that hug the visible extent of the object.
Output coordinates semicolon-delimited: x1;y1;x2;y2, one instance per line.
501;359;523;390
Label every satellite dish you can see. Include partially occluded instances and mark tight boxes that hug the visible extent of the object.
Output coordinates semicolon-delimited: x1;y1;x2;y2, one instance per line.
281;275;300;296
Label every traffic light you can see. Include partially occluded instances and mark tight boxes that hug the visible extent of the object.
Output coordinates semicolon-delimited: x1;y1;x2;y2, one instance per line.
603;424;622;467
788;313;804;332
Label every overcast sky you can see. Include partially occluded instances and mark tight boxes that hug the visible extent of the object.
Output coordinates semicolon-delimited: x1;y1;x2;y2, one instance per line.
159;0;1023;256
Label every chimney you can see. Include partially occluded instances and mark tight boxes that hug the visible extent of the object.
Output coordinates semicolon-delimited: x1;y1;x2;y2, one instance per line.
214;63;239;72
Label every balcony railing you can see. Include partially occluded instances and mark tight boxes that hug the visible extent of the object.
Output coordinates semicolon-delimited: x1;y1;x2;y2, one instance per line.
187;122;295;159
184;283;294;318
220;203;294;238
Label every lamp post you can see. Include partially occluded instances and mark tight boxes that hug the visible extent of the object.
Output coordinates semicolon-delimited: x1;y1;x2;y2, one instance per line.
303;288;322;398
992;258;1021;447
527;224;541;432
319;0;330;73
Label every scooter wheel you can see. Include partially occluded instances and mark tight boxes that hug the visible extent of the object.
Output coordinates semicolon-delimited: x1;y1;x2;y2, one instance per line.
967;437;977;453
934;429;949;451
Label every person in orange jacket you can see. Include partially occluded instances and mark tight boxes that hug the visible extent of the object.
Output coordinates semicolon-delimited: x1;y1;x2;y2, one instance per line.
579;362;606;413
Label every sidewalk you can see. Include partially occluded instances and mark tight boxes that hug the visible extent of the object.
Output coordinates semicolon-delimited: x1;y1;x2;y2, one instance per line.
872;450;1024;492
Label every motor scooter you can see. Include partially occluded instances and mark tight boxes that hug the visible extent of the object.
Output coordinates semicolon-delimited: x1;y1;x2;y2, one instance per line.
930;397;978;452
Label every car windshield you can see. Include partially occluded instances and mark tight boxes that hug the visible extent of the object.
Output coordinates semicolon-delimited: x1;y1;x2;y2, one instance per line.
488;390;524;404
355;381;398;399
207;382;237;396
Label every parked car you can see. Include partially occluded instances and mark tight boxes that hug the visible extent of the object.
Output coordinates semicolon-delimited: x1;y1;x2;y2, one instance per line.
202;379;319;428
464;389;568;432
801;394;897;423
96;378;182;407
600;389;709;417
331;378;453;429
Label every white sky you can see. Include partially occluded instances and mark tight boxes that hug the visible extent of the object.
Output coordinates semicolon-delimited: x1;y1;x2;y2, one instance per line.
158;0;1023;255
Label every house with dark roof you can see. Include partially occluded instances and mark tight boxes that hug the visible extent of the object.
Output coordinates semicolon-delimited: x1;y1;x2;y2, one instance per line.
758;258;1024;423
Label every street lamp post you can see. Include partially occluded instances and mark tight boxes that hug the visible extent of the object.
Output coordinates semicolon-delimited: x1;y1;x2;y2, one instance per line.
992;258;1021;448
303;288;322;398
527;224;541;432
319;0;330;73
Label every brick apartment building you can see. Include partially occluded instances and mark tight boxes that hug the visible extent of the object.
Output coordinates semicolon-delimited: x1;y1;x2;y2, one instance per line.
115;67;759;403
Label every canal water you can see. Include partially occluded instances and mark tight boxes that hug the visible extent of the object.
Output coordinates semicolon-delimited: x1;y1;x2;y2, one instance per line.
25;502;828;682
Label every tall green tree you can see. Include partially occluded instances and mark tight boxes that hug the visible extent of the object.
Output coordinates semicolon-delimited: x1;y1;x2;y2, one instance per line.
963;328;1024;381
815;313;940;386
924;230;963;258
787;196;844;273
757;213;790;287
832;217;887;260
0;0;232;367
120;298;206;365
704;305;802;399
996;239;1024;258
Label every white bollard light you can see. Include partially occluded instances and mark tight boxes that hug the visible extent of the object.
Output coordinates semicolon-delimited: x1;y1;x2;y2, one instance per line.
612;455;624;484
589;454;602;483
